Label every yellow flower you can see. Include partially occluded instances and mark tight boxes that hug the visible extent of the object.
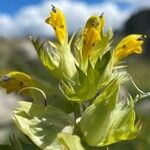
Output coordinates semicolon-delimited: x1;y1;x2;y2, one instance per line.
0;72;32;94
114;34;145;61
45;5;68;44
82;15;105;59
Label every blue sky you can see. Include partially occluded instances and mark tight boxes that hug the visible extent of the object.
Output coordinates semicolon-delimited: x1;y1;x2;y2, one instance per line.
0;0;42;14
0;0;129;15
0;0;150;38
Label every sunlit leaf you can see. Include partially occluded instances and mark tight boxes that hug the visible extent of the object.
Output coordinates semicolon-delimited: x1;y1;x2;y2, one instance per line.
58;133;85;150
80;78;119;146
13;101;73;150
80;79;140;147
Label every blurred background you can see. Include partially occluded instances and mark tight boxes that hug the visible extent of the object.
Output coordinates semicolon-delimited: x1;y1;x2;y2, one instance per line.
0;0;149;149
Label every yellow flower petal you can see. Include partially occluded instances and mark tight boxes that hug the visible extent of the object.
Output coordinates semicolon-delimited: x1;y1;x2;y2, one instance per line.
45;5;68;44
114;34;145;60
82;15;105;60
82;27;100;58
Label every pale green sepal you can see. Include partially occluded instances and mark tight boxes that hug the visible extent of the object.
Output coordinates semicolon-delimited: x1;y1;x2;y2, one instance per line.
32;37;77;80
58;44;77;79
31;38;64;80
60;51;111;102
31;37;59;70
13;101;73;150
69;30;83;65
58;133;85;150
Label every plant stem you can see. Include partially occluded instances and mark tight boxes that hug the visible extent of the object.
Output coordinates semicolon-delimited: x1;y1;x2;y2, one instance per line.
74;103;81;123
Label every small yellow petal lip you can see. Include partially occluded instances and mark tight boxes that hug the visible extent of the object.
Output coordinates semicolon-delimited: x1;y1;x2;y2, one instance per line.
114;34;146;61
45;5;68;45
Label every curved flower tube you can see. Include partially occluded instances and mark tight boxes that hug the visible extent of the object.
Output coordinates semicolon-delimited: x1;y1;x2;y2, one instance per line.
82;15;105;61
45;5;68;45
114;34;146;61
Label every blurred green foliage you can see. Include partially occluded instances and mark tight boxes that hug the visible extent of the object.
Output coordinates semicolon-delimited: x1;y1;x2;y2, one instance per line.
110;56;150;150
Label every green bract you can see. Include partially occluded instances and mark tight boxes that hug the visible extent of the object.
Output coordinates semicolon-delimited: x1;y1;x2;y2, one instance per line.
0;5;149;150
60;51;111;102
80;78;140;146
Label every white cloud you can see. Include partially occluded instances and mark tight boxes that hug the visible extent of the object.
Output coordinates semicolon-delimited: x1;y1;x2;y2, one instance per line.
112;0;150;8
0;0;149;38
0;15;17;37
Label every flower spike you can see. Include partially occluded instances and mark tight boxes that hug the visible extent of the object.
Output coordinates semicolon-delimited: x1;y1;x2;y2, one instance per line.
114;34;146;61
45;5;68;45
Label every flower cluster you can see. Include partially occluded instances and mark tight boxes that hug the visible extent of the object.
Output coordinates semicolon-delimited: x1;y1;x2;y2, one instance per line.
0;5;148;150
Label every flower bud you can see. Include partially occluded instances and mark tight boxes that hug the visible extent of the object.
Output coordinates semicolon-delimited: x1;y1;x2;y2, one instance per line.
45;5;68;45
0;71;32;93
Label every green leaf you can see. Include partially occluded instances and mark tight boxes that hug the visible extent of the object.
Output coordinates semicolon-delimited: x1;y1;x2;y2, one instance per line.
80;79;140;147
80;78;119;146
60;51;111;102
58;133;85;150
13;101;73;150
96;97;140;147
48;91;74;114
